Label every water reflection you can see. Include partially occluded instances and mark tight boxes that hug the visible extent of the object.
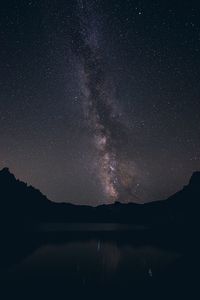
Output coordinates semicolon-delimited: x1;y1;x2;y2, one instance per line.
5;240;180;282
0;235;198;299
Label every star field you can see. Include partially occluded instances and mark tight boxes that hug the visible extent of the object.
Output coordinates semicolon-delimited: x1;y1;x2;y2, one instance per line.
0;0;200;204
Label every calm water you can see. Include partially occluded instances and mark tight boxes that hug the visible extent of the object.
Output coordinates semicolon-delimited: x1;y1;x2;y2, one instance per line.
0;228;198;299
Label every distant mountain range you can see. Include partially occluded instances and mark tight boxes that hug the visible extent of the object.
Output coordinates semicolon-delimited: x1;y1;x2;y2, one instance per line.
0;167;200;230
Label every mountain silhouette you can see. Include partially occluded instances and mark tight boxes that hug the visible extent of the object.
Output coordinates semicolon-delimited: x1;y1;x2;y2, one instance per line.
0;167;200;230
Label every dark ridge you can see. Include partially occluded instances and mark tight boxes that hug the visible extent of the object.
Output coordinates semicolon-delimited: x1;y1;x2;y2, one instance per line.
0;168;200;230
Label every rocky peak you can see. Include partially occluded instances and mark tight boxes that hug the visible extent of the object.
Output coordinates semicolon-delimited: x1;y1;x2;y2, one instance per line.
189;171;200;187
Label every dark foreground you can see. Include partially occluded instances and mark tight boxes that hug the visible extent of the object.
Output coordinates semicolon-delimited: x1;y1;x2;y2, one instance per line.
0;226;199;300
0;169;200;299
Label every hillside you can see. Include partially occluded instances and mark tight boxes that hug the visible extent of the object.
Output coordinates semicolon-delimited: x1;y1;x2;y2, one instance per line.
0;168;200;228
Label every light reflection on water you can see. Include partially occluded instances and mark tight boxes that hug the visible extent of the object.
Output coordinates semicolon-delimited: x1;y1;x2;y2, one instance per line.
2;235;197;299
6;240;181;283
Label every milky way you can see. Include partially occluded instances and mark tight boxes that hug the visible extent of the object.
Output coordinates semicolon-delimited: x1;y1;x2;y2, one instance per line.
1;0;200;204
75;0;138;203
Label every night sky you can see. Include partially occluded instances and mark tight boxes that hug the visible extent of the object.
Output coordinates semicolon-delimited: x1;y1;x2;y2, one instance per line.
0;0;200;205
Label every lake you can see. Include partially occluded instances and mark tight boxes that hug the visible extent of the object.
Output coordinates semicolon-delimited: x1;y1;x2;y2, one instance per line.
0;225;198;299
